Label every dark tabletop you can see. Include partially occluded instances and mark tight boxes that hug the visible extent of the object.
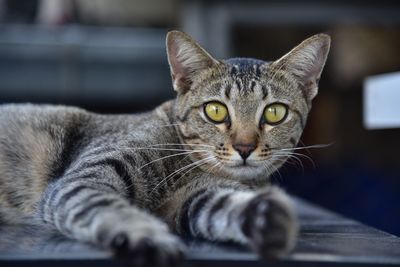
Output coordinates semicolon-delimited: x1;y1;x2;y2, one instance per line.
0;197;399;267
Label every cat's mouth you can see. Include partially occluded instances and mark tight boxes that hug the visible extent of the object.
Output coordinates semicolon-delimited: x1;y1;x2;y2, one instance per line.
229;160;261;168
214;156;283;180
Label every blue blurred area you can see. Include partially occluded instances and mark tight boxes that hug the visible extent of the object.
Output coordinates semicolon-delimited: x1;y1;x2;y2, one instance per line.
283;161;400;236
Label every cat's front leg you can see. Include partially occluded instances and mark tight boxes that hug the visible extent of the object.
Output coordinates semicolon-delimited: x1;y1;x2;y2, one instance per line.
160;180;297;259
39;173;184;267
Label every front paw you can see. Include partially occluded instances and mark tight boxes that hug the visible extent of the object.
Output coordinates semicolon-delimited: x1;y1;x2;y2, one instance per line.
239;187;298;259
96;216;185;267
110;232;185;267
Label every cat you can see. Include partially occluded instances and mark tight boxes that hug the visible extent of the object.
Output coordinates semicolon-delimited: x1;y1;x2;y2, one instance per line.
0;31;330;266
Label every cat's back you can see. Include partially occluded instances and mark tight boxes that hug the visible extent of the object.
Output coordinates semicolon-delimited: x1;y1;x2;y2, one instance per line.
0;103;88;125
0;104;92;213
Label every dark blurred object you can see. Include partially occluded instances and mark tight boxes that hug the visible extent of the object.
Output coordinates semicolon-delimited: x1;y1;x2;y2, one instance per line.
36;0;179;27
331;26;400;89
0;25;174;113
183;0;400;58
0;0;38;23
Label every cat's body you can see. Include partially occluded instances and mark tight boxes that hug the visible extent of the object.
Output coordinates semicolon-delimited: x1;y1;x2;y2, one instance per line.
0;31;330;267
0;102;185;213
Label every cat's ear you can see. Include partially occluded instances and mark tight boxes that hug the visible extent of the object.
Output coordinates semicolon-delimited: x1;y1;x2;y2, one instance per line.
166;30;220;94
271;34;331;101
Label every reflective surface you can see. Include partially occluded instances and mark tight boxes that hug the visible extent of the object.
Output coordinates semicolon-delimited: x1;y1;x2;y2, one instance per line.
1;198;399;267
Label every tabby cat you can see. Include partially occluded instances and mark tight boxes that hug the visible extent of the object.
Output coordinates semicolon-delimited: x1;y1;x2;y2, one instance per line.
0;31;330;266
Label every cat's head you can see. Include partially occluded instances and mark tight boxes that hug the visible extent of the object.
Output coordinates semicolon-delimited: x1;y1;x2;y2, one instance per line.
166;31;330;181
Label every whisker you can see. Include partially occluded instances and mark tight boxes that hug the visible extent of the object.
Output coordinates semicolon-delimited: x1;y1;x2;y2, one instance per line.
272;143;333;151
153;123;180;128
174;156;216;183
149;156;214;195
273;151;315;169
170;156;219;197
135;150;206;172
148;143;214;148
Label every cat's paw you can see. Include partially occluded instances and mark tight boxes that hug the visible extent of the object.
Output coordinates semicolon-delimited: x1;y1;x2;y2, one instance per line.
239;187;298;259
110;231;185;267
96;213;185;267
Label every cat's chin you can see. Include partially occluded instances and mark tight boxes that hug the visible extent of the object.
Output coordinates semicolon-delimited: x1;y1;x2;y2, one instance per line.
220;164;269;181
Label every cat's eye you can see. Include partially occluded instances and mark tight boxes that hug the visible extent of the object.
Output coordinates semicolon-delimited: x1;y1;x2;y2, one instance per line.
263;103;288;125
204;102;228;123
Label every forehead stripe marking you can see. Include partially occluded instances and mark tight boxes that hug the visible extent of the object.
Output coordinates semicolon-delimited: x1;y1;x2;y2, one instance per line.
255;65;261;77
261;86;268;100
250;81;256;91
230;66;238;75
224;85;231;99
176;105;201;122
235;80;242;91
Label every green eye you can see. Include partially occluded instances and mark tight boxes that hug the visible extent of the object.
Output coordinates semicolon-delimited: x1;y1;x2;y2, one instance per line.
264;103;288;125
204;102;228;123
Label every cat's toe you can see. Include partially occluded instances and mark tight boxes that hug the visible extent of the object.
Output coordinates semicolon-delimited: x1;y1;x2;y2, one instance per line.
111;232;185;267
240;188;298;259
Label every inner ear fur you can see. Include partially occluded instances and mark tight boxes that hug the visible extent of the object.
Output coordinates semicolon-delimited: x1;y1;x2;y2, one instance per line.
166;30;220;94
271;34;331;101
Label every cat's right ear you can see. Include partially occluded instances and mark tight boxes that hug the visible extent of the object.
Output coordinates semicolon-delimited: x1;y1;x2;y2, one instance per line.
166;31;219;94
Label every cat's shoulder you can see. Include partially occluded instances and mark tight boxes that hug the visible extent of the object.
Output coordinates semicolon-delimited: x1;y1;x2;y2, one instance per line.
0;103;87;114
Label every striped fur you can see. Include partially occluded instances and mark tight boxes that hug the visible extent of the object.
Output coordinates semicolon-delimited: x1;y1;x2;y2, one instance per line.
0;31;330;265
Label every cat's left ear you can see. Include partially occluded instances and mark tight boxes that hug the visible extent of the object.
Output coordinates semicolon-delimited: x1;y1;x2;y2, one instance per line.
271;34;331;102
166;30;220;94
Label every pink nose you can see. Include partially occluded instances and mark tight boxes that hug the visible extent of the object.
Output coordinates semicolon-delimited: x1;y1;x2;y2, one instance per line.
233;143;256;160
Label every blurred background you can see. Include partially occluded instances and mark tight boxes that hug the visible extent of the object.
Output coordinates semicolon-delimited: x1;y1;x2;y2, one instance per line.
0;0;399;236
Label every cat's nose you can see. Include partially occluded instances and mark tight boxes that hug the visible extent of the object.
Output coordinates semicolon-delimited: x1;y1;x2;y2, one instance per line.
233;143;256;160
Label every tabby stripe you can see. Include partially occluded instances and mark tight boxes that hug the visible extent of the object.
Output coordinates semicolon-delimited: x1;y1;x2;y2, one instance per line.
56;191;106;232
224;85;232;99
56;185;90;209
230;66;237;75
189;192;215;236
177;108;192;122
261;86;268;100
122;153;137;168
255;64;261;77
176;104;203;122
46;175;119;215
235;80;242;91
51;126;85;180
182;133;201;141
65;165;105;178
87;158;135;201
70;198;117;225
5;191;25;208
63;191;105;213
250;81;256;91
206;193;231;236
79;202;126;229
178;188;207;235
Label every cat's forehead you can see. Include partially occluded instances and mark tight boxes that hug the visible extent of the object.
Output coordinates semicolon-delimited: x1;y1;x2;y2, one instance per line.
221;58;295;102
220;58;272;101
224;58;268;78
195;57;294;105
